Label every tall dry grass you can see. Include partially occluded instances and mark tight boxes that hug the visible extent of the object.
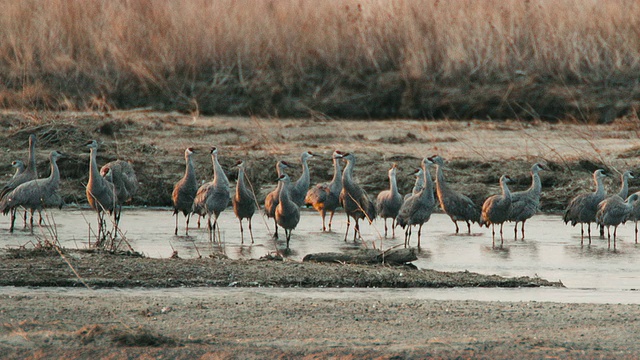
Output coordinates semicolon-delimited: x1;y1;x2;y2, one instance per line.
1;0;639;119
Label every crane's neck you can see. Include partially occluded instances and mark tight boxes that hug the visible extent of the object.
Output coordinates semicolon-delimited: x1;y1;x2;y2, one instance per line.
236;167;246;193
27;136;37;176
297;157;310;188
594;175;605;196
330;157;342;192
278;179;292;204
185;154;196;182
49;155;60;184
501;179;512;201
389;171;398;194
342;158;355;186
212;154;229;187
530;170;542;195
618;175;629;199
413;173;424;194
88;148;101;184
421;166;435;201
435;164;448;191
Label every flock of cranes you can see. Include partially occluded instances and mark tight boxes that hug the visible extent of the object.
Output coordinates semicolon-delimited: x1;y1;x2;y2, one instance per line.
1;134;640;252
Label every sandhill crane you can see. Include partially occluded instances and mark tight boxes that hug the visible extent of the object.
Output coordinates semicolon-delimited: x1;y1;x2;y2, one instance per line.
172;148;198;236
629;191;640;244
563;169;607;245
599;170;634;238
232;160;257;244
193;147;230;242
85;140;117;243
396;158;436;248
305;151;342;232
429;155;481;234
376;163;403;237
0;151;64;233
275;173;300;250
264;160;290;238
289;151;316;207
404;167;424;200
338;152;376;242
1;134;37;199
100;158;138;229
508;163;546;239
481;175;513;247
596;193;639;250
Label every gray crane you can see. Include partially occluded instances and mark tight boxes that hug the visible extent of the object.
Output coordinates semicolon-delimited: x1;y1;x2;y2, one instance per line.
429;155;481;234
232;160;257;244
481;175;513;247
563;169;607;245
289;151;316;207
599;170;634;238
508;163;546;239
172;148;198;236
395;158;436;248
1;134;37;199
338;152;376;242
404;167;424;200
85;140;117;243
596;193;639;250
0;151;64;233
264;160;290;238
628;191;640;244
193;147;230;242
100;158;138;229
275;173;300;250
305;150;343;232
376;163;403;238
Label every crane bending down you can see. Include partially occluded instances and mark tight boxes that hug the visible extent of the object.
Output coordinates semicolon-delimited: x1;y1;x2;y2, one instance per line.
289;151;316;207
508;163;546;239
376;163;403;238
264;160;290;238
232;160;257;244
596;193;639;250
563;169;607;246
481;175;513;247
338;152;376;242
429;155;481;234
305;151;342;232
193;147;230;242
0;151;64;233
275;173;300;250
395;158;436;248
172;148;198;236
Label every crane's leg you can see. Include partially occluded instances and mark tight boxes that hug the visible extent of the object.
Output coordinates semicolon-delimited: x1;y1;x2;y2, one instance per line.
321;209;327;232
328;211;335;232
174;213;179;236
185;213;191;236
392;218;397;238
215;216;221;243
499;223;504;240
29;209;35;234
286;229;291;250
587;223;592;245
636;221;639;244
466;221;472;234
521;220;526;240
354;219;360;242
9;208;16;233
239;218;244;244
606;225;610;240
613;226;618;250
207;215;213;242
491;224;496;248
273;219;279;239
514;222;519;239
197;215;201;228
344;216;351;242
417;224;423;249
248;217;254;244
580;223;584;246
453;219;459;234
384;218;388;238
599;224;605;238
22;209;27;229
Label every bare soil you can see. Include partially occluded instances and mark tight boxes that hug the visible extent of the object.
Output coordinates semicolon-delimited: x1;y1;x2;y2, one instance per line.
2;110;640;358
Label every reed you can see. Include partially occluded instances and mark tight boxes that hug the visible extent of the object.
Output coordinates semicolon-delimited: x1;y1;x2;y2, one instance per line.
1;0;639;120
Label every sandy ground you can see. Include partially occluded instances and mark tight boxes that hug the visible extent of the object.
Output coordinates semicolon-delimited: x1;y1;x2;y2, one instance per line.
2;111;640;358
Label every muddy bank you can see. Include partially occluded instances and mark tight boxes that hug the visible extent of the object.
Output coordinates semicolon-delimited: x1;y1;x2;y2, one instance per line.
0;248;560;289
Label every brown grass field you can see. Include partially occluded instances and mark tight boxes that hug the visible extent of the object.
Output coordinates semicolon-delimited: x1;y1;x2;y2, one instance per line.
1;0;640;120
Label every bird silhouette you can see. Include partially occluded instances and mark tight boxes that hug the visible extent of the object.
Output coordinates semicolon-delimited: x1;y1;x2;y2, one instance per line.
481;175;513;247
275;173;300;250
172;148;198;236
305;151;343;232
396;158;436;248
596;193;639;250
563;169;607;245
193;147;230;242
376;163;403;238
232;160;257;244
264;160;290;238
508;163;546;239
338;152;376;242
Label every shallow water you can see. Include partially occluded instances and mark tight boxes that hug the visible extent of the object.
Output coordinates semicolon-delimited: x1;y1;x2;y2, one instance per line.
3;207;640;302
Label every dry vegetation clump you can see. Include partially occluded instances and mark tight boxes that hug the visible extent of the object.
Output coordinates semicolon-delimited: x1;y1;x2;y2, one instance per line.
1;0;640;120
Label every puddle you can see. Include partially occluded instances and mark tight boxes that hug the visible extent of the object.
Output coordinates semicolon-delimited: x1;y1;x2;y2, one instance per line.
3;207;640;296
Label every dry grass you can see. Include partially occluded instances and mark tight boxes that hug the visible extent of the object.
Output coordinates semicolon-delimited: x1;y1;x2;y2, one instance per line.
1;0;640;119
